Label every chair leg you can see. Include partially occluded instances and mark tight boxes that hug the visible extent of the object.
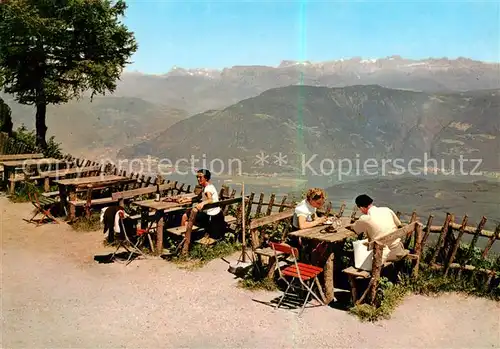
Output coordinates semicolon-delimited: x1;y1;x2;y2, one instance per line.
276;278;293;310
301;277;325;306
299;284;313;316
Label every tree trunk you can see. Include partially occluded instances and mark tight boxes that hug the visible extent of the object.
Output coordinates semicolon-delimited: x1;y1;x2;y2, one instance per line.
35;103;47;149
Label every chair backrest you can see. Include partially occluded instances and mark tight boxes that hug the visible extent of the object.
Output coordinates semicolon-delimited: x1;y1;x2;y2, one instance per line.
269;242;299;258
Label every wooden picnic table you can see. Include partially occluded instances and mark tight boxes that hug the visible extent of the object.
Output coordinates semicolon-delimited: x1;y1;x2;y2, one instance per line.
288;216;358;304
131;193;199;255
54;175;133;220
2;158;72;194
39;165;102;191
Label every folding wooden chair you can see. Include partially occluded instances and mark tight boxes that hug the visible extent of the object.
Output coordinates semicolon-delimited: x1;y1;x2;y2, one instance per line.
270;242;326;316
111;210;156;266
26;192;59;226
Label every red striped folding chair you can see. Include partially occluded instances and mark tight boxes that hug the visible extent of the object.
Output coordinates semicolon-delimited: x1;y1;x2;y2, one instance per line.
269;242;326;316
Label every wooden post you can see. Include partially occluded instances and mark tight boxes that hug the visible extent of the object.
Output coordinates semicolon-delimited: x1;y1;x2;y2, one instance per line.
466;216;487;258
430;213;451;265
241;183;246;262
266;193;276;216
482;223;500;258
444;215;468;276
255;192;264;216
421;214;434;248
413;222;423;278
85;185;93;219
405;211;418;246
278;196;287;212
369;242;384;305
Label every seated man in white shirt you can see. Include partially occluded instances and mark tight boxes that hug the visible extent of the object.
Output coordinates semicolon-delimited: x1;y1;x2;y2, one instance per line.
352;194;406;262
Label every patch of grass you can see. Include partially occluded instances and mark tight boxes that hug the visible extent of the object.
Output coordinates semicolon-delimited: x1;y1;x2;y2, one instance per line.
350;266;500;322
349;276;409;322
8;181;41;203
406;268;500;301
237;277;278;291
170;240;242;270
71;213;102;232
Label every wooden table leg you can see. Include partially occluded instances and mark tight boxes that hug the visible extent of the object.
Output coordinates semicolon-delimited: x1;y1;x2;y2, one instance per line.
323;249;335;304
156;216;164;256
68;190;77;221
140;208;148;230
9;171;15;195
266;256;277;280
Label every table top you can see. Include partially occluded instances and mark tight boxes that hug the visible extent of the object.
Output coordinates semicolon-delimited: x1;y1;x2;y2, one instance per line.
1;158;70;167
132;193;198;211
289;216;358;243
53;175;129;187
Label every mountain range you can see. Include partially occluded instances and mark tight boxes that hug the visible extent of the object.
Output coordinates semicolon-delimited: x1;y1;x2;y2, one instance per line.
2;56;499;165
117;84;499;174
115;56;500;114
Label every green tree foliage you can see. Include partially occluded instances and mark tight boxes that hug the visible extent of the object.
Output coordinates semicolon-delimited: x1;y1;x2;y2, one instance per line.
13;124;63;158
0;97;13;135
0;0;138;148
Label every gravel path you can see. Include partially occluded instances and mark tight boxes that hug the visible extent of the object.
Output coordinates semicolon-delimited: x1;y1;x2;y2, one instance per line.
1;197;499;348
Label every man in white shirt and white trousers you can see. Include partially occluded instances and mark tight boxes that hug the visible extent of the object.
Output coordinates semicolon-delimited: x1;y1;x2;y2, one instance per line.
352;194;406;266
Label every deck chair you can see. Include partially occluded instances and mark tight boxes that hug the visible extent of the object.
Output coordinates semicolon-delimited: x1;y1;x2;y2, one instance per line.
110;210;155;266
270;242;326;316
26;192;59;226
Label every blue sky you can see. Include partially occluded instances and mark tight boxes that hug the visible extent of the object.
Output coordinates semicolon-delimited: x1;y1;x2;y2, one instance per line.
122;1;500;74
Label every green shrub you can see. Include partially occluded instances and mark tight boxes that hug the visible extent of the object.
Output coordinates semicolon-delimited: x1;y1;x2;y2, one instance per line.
12;125;64;158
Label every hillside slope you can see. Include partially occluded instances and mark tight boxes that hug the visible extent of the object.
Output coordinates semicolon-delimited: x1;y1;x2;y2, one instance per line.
2;95;187;159
118;85;499;173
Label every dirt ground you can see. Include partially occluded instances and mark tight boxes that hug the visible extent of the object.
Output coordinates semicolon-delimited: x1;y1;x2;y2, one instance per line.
1;196;499;348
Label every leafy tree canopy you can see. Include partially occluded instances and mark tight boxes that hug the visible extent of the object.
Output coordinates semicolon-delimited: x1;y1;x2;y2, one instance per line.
0;0;138;147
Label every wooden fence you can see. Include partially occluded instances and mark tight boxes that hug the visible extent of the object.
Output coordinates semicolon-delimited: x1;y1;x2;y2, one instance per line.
0;132;40;155
1;134;499;290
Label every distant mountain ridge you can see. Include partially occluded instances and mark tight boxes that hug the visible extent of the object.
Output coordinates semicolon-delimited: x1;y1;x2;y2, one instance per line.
117;85;499;174
116;56;500;113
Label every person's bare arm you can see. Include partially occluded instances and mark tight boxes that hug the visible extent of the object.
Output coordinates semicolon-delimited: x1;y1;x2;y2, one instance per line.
195;191;213;210
391;209;402;227
297;215;327;229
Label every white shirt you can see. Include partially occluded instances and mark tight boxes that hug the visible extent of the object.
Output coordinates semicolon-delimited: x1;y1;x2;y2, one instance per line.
292;199;316;229
353;205;402;249
203;183;221;216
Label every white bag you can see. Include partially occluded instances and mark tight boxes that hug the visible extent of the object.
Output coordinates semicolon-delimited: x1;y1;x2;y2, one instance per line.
353;239;391;271
353;239;373;271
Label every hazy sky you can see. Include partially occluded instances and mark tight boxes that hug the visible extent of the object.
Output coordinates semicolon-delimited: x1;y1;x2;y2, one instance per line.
122;0;500;74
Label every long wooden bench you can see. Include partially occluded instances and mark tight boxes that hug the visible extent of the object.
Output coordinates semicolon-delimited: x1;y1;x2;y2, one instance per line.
342;221;424;305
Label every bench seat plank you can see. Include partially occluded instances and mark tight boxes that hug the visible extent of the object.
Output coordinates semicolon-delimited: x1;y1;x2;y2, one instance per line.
254;247;284;258
68;197;118;206
166;225;202;236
